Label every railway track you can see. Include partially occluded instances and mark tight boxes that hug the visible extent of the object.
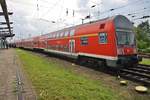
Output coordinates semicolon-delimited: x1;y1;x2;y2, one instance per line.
23;49;150;87
120;64;150;86
138;53;150;58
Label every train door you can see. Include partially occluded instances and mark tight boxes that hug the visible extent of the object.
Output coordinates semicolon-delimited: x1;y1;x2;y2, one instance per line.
69;40;75;53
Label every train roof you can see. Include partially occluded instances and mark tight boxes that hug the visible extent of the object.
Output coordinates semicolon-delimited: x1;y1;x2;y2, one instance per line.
75;15;133;30
112;15;133;30
45;15;133;34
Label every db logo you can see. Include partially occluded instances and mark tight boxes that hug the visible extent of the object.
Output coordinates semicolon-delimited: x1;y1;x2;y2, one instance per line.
124;48;130;53
126;49;130;53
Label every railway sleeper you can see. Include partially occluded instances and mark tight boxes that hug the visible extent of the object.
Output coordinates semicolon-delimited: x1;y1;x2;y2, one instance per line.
126;67;150;74
120;73;150;86
137;64;150;70
120;69;150;79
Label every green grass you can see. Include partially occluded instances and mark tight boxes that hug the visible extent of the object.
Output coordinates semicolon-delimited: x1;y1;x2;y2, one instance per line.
16;49;121;100
140;58;150;65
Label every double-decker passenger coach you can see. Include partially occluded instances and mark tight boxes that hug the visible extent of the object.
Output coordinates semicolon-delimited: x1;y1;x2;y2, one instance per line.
16;15;141;68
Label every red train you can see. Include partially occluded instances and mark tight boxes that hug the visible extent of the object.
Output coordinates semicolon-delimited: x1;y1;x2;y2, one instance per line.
15;15;141;67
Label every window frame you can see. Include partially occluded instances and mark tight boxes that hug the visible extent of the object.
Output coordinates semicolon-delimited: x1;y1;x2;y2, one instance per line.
58;32;61;38
56;32;59;38
47;34;50;39
60;32;64;37
80;36;88;46
99;32;107;44
70;29;75;36
50;34;52;38
55;33;57;38
116;31;135;45
64;31;69;37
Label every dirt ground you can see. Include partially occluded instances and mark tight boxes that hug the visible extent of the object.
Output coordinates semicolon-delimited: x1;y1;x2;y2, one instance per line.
32;51;150;100
0;49;37;100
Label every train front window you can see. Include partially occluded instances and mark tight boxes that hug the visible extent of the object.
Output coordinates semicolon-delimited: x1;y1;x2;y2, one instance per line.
116;31;135;45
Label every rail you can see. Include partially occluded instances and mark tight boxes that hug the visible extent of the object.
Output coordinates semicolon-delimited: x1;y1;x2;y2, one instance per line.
120;64;150;86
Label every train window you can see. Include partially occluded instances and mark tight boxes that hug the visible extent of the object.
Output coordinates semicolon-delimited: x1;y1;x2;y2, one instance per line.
57;33;59;38
116;31;135;45
59;32;61;37
60;32;64;37
99;33;107;43
64;31;69;37
59;33;61;37
50;34;52;38
53;34;55;38
47;34;51;38
49;35;51;38
58;32;60;38
56;33;58;38
55;33;57;38
47;34;50;38
81;37;88;45
70;29;75;36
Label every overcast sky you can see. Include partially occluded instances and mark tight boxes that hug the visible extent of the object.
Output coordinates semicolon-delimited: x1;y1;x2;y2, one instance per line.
1;0;150;40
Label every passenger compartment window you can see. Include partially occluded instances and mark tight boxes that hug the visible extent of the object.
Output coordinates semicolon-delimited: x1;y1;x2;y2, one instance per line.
56;33;59;38
52;34;54;38
81;37;88;45
99;33;107;43
60;32;64;37
64;31;69;37
47;34;51;38
70;29;75;36
54;34;56;38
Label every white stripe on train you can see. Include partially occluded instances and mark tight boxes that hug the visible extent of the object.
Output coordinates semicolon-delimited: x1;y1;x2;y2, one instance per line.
44;49;118;60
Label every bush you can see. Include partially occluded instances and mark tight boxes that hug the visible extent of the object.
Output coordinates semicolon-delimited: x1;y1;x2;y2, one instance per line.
140;47;150;53
145;47;150;53
137;40;148;49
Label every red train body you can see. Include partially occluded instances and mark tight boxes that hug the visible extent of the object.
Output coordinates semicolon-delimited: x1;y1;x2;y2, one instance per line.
15;15;140;67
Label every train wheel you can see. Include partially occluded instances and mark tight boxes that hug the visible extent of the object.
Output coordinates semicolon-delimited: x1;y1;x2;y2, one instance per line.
76;56;86;66
98;60;106;68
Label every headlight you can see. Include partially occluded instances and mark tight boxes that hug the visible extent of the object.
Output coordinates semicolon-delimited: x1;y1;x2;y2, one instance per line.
117;48;123;55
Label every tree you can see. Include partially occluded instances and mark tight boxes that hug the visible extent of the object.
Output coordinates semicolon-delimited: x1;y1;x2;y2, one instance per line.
134;21;150;52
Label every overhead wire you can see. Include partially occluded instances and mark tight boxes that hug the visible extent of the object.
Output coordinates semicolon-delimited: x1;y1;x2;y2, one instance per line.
88;0;149;21
117;0;150;15
100;0;143;15
58;0;144;24
13;0;150;37
128;8;150;16
59;0;150;27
